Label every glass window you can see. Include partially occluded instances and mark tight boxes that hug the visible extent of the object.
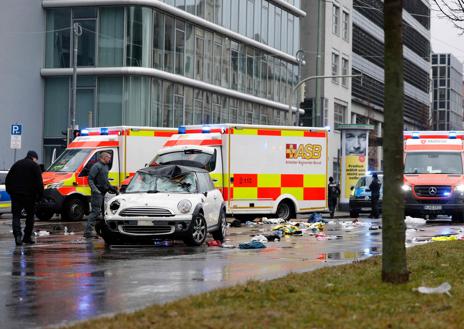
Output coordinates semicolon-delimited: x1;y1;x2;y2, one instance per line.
342;11;349;41
231;0;239;32
153;10;165;70
281;10;288;53
98;77;122;126
164;15;175;72
268;3;275;48
239;44;246;92
254;0;261;41
247;0;254;39
261;0;268;45
332;52;339;83
163;81;173;126
405;152;463;174
254;50;261;96
222;38;231;88
231;42;239;90
203;92;212;124
196;0;205;18
175;20;185;75
223;0;231;29
229;98;238;122
214;0;223;25
239;1;247;35
46;8;71;68
48;149;92;172
246;48;254;94
220;96;228;123
206;0;214;22
213;35;223;86
151;79;162;126
267;55;273;99
332;4;340;36
334;103;346;125
205;31;213;83
288;15;294;54
274;58;280;101
194;89;203;124
126;7;152;67
73;7;97;19
174;91;184;127
275;7;282;50
195;28;205;81
175;0;185;10
213;94;221;123
76;85;95;128
184;86;194;124
260;57;268;97
185;23;195;78
44;78;69;138
124;76;150;125
98;7;124;67
185;0;195;14
342;57;349;87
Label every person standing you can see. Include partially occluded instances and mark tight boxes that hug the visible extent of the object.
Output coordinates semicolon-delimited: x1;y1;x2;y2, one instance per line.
84;152;116;239
369;173;381;219
328;176;340;219
5;151;44;246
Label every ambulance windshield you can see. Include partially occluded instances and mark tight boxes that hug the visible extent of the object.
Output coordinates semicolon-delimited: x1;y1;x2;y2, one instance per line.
405;152;463;174
47;149;92;172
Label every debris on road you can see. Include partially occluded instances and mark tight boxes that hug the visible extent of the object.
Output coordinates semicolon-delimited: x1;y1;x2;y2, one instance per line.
230;219;242;227
207;240;222;247
35;230;50;236
238;241;266;249
431;235;459;242
405;216;426;228
415;282;452;296
262;217;285;224
251;235;268;244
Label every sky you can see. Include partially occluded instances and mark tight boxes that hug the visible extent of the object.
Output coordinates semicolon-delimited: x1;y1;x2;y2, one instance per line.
431;5;464;63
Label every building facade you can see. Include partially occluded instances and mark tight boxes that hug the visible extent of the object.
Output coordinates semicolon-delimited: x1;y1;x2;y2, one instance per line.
0;0;304;167
431;53;463;130
300;0;431;177
300;0;353;181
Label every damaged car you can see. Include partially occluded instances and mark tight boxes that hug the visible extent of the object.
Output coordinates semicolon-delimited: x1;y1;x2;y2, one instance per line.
97;165;226;246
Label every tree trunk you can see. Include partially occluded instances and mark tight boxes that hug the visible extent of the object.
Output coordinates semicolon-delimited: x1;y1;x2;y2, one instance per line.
382;0;409;283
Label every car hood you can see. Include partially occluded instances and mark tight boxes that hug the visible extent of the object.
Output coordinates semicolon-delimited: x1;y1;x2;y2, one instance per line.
404;174;464;186
42;172;74;185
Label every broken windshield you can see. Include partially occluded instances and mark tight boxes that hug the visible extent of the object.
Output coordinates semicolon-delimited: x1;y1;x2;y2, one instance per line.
126;172;197;194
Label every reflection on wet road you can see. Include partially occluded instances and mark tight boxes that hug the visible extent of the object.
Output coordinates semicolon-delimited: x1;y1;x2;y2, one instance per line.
0;217;460;329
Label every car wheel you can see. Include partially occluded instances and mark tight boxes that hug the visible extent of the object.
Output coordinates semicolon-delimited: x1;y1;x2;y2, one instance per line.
35;208;54;221
275;200;295;221
212;209;227;242
349;210;359;218
184;213;207;246
62;198;85;221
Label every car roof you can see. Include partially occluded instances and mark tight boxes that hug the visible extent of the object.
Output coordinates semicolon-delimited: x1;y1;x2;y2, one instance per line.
138;164;209;177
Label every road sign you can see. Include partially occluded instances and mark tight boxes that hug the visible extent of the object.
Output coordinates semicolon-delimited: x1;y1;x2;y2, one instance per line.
10;135;21;149
11;124;22;135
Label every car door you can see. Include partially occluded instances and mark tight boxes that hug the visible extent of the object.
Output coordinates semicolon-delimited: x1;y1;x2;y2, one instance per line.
197;173;217;226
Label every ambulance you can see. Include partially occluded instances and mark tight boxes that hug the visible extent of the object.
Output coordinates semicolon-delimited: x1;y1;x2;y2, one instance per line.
151;124;329;221
403;131;464;221
37;126;177;221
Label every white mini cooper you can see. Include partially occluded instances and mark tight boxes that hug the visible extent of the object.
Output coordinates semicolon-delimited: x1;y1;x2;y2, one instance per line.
98;165;226;246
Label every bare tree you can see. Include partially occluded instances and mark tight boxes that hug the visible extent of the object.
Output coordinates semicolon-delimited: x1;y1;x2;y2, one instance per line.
382;0;410;283
433;1;464;31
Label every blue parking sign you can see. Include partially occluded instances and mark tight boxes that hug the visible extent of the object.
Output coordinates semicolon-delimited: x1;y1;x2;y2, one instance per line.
11;124;22;135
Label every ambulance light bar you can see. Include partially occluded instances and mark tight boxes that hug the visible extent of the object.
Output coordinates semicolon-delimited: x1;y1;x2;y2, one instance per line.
411;132;420;139
409;131;458;139
178;125;216;134
80;129;89;136
78;127;110;136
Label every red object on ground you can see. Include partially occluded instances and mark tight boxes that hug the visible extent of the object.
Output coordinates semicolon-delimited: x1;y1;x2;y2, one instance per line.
207;240;222;247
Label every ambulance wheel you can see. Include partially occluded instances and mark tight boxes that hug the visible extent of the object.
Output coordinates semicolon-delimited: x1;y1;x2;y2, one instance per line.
35;209;54;221
212;209;227;242
276;200;295;221
62;197;85;221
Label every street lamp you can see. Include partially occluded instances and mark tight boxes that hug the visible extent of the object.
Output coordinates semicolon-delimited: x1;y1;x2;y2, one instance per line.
70;22;82;134
288;74;363;126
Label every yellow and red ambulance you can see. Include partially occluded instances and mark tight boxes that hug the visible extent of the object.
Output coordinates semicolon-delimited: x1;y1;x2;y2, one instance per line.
151;124;328;221
403;131;464;221
38;126;177;221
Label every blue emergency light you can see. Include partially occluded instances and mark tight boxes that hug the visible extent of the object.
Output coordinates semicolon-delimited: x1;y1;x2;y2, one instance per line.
449;131;457;139
100;127;109;135
178;126;186;134
202;126;211;133
411;132;420;139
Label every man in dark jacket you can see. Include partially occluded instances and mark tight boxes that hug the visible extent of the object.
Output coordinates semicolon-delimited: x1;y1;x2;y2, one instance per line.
369;173;381;219
328;176;341;218
5;151;44;246
84;152;116;238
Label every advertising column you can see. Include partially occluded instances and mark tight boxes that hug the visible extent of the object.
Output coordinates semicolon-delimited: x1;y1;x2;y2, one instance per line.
339;124;374;206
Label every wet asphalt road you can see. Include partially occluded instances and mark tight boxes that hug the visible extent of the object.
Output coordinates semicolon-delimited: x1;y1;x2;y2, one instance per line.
0;214;462;329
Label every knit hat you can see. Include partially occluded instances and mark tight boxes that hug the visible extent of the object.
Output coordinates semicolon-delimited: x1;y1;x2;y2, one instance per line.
27;150;39;160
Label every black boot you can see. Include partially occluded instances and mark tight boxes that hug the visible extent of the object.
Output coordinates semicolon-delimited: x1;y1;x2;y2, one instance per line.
15;235;23;246
22;236;35;245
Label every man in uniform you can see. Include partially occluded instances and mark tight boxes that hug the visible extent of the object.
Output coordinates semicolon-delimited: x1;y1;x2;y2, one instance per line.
328;176;340;219
84;152;116;239
6;151;44;246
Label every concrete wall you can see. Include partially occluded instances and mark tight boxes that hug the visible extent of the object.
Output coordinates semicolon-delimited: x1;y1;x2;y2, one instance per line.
0;0;45;169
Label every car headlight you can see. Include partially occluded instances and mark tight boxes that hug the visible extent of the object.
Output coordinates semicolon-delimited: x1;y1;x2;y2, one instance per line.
47;182;64;189
401;184;412;192
455;185;464;193
177;199;192;214
109;200;120;214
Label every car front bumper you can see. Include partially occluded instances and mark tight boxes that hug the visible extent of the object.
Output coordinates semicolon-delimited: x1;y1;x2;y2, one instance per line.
349;198;382;212
404;193;464;216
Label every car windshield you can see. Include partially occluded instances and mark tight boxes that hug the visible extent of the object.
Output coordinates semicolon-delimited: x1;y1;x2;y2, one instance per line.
126;172;197;194
405;152;463;174
356;176;383;188
47;149;92;172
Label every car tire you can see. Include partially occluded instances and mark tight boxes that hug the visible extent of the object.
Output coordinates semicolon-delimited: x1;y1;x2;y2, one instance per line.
35;208;54;221
212;209;227;242
184;213;207;246
349;210;359;218
275;200;295;221
62;197;85;221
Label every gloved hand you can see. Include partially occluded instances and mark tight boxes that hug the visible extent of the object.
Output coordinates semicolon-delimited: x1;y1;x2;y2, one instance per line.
109;186;119;194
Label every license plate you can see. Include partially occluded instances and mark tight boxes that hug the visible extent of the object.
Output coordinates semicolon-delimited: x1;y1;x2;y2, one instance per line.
424;205;442;211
